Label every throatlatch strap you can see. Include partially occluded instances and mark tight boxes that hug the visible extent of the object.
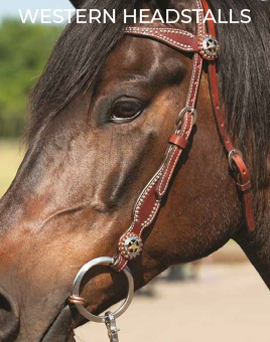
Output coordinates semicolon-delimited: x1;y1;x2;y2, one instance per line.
201;0;255;231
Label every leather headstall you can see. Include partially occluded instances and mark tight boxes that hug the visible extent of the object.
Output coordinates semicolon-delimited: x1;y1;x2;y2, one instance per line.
113;0;255;272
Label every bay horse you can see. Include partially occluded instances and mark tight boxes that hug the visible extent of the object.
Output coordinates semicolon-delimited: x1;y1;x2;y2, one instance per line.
0;0;270;341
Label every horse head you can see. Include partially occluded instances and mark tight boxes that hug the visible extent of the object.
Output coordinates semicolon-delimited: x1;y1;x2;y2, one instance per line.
0;0;270;341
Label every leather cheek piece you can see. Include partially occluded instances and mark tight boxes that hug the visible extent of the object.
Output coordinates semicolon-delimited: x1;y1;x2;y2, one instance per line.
169;134;189;149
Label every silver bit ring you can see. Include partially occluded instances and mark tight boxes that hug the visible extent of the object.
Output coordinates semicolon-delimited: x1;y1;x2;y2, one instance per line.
70;256;134;323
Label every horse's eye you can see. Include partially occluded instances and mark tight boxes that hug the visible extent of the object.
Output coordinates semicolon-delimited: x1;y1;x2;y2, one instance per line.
110;100;143;123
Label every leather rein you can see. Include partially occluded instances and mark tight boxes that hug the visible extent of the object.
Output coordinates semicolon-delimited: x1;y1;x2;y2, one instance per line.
69;0;255;334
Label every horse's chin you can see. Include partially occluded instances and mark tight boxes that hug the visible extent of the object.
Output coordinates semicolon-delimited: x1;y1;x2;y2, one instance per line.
40;305;75;342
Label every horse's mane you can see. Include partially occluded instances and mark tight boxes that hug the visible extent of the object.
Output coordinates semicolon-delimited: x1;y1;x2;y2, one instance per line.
28;0;270;192
208;0;270;193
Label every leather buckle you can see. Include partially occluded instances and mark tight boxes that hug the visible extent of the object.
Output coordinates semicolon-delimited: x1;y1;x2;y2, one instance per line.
228;149;244;170
236;181;251;192
176;106;197;126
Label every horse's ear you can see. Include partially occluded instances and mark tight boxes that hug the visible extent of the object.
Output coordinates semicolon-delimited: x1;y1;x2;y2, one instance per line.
69;0;84;8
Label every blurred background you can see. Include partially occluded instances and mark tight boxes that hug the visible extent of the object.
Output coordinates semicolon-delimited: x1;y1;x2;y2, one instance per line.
0;1;72;196
0;2;269;342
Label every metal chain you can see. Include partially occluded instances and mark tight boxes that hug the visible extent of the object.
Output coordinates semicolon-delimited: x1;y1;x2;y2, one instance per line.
105;311;120;342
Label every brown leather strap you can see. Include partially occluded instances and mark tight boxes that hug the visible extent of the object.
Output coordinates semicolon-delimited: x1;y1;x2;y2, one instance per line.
114;3;206;272
201;0;255;231
156;54;202;197
114;0;255;272
169;134;189;149
114;65;198;272
114;112;196;272
236;182;251;192
231;154;255;230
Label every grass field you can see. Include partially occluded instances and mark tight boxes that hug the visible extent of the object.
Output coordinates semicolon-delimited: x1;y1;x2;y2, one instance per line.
0;139;24;197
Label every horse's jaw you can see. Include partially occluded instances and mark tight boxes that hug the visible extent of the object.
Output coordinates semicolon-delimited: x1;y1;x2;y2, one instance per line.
39;306;73;342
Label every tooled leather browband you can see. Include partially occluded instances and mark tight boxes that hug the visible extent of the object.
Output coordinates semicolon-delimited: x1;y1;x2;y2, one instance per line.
113;0;255;272
125;27;219;61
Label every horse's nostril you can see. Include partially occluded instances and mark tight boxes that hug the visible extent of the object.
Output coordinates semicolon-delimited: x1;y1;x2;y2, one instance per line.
0;289;20;341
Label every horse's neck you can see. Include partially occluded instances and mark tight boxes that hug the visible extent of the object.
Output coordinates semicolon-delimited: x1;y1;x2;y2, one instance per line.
235;208;270;289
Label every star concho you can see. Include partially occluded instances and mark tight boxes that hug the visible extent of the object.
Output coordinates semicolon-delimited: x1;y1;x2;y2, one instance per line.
119;233;143;260
198;35;219;61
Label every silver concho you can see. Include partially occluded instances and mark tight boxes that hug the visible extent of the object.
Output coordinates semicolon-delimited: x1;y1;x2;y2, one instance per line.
198;35;219;61
119;233;143;260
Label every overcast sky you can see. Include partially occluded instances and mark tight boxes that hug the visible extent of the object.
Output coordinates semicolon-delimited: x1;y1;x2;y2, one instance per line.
0;0;74;21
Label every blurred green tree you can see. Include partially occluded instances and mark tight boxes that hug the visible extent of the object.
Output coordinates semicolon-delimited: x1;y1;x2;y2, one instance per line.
0;19;61;137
